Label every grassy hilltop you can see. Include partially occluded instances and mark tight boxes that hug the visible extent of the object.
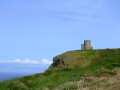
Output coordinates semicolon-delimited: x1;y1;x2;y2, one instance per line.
0;48;120;90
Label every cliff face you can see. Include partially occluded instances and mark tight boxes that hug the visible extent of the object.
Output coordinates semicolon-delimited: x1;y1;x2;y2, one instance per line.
51;49;120;69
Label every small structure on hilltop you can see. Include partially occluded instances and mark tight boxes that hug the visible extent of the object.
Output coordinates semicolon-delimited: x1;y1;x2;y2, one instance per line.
81;40;93;50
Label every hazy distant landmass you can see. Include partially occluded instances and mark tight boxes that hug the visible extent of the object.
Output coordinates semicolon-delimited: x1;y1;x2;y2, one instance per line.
0;72;21;80
0;72;38;81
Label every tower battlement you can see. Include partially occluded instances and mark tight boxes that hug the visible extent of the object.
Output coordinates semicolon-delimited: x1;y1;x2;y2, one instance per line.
81;40;93;50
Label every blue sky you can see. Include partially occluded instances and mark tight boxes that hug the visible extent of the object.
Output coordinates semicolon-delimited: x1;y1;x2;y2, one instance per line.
0;0;120;74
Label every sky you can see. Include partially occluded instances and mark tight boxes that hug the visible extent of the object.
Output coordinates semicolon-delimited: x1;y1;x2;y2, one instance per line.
0;0;120;74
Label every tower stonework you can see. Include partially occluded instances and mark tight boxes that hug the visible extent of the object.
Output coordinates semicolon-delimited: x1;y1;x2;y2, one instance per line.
81;40;93;50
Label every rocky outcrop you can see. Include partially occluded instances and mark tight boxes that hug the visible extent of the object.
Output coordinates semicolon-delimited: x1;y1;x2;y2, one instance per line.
52;56;65;68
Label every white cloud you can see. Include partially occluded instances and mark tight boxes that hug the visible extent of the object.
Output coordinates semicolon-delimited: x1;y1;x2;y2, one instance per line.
0;58;53;65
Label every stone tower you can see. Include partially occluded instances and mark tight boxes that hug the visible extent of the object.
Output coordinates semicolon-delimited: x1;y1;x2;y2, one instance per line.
81;40;93;50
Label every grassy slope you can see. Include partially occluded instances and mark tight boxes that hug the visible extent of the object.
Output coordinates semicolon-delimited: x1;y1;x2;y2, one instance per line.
0;49;120;90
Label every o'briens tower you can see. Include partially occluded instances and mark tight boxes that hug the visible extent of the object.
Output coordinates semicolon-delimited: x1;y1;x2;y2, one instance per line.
81;40;93;50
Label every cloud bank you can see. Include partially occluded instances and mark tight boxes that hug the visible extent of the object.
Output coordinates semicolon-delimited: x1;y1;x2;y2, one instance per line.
0;58;53;65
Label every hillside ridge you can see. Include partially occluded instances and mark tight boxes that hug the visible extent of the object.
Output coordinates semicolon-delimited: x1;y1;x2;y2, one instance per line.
0;48;120;90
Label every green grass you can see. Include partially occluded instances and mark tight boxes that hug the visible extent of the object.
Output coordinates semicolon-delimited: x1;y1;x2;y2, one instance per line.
0;48;120;90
